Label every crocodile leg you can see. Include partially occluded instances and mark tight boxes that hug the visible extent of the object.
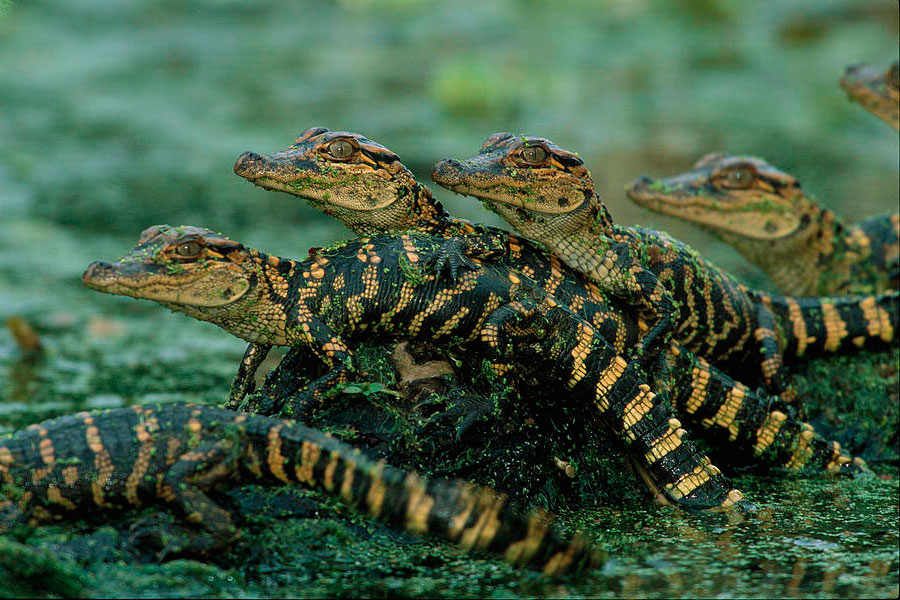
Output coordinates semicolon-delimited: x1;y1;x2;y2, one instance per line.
227;343;272;409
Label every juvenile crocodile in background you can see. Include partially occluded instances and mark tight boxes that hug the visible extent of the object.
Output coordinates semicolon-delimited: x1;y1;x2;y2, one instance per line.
0;402;601;575
431;133;899;406
625;153;899;297
841;60;900;131
82;225;867;518
231;129;870;473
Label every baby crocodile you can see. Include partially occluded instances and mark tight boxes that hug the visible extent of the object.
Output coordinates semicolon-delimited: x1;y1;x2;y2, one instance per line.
232;129;865;475
431;133;899;406
83;225;749;511
0;402;599;575
626;153;900;296
83;226;864;513
840;60;900;131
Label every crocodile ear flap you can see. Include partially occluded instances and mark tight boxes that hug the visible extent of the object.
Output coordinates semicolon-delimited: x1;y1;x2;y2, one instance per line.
201;235;246;259
693;153;726;169
295;127;330;144
481;132;515;151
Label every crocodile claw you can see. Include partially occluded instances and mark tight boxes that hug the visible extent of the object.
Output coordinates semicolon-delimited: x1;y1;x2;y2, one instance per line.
423;238;480;282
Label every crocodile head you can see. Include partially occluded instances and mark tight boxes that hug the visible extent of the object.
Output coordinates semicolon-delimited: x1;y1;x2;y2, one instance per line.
234;127;439;235
626;153;811;241
840;60;900;131
83;225;278;341
432;133;602;239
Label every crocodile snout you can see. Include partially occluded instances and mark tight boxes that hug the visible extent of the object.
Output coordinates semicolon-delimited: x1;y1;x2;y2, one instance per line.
626;175;656;200
82;261;116;289
234;151;266;177
431;158;464;186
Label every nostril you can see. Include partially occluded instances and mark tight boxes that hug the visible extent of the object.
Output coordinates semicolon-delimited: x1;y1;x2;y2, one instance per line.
82;261;113;284
234;151;262;175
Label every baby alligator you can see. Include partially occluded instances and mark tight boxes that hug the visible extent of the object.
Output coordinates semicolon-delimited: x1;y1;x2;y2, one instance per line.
232;129;864;474
840;60;900;131
626;153;899;296
432;133;899;404
0;402;598;575
83;226;865;513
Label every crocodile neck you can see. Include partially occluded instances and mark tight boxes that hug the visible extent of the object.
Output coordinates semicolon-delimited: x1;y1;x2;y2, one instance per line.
345;183;460;237
716;205;860;296
165;248;300;347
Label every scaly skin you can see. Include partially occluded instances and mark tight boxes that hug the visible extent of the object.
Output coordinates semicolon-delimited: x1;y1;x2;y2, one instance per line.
840;60;900;131
232;129;867;475
431;133;899;407
0;402;600;575
82;226;865;520
83;225;750;512
626;153;899;296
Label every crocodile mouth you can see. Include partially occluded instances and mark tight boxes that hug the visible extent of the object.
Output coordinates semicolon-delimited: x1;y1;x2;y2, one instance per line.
432;158;532;205
83;261;249;307
627;177;801;240
234;151;324;196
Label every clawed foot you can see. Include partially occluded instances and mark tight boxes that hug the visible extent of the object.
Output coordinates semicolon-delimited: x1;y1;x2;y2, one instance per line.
423;238;479;282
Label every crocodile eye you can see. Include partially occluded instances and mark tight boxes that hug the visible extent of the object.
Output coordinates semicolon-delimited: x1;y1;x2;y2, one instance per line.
175;241;201;257
326;139;355;159
521;145;548;164
724;166;755;188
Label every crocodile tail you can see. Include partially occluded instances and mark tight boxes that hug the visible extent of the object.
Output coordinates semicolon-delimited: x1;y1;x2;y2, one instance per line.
752;290;898;359
270;420;602;575
664;345;866;474
535;313;745;511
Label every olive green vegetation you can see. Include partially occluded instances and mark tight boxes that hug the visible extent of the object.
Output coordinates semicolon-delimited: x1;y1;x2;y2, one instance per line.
0;0;898;597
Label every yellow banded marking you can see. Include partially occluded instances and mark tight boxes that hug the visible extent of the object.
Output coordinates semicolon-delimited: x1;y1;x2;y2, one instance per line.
404;472;433;534
543;537;587;576
448;486;477;540
323;450;343;492
83;414;115;508
754;411;787;453
266;425;290;483
366;461;387;518
644;424;683;464
787;299;815;356
701;385;745;441
62;466;79;487
434;306;470;337
665;463;712;500
820;302;849;352
339;459;357;502
503;511;551;566
47;485;76;510
784;424;816;470
125;421;155;506
622;384;655;441
294;441;320;485
592;355;628;413
567;323;595;388
858;296;882;339
459;491;504;550
685;365;711;414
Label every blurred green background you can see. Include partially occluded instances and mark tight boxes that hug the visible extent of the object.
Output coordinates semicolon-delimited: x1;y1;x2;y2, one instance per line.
1;0;897;276
0;2;898;597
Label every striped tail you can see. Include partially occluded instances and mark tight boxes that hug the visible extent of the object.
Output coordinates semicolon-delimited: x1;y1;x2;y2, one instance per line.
663;345;867;474
271;419;603;575
753;290;898;360
524;307;747;512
